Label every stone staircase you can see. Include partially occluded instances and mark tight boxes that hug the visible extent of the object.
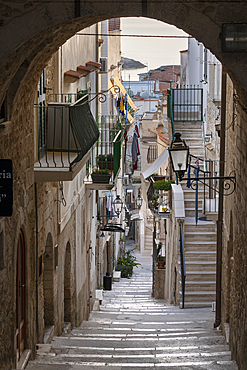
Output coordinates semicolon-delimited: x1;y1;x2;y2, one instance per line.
144;218;153;253
175;122;217;308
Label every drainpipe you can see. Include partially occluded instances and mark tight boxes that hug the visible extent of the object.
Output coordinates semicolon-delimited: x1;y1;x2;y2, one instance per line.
101;20;109;117
214;71;227;328
35;182;39;341
95;22;99;117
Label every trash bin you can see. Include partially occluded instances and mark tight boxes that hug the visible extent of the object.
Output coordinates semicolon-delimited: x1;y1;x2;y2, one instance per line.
103;273;112;290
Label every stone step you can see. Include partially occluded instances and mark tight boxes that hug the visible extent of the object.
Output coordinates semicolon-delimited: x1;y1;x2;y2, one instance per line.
185;281;216;291
183;301;214;308
185;251;216;261
185;209;204;217
185;270;216;281
185;261;216;272
184;222;216;233
184;232;216;242
174;123;203;129
184;291;216;303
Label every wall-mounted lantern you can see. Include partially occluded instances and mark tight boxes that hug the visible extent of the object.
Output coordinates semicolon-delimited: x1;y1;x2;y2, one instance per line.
168;132;189;181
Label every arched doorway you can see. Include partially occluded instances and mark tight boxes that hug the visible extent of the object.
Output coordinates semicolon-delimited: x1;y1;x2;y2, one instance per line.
44;233;54;327
15;230;26;361
64;242;72;323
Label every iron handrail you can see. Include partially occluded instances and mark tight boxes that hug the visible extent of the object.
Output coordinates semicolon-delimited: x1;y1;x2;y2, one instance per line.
167;90;175;138
180;221;186;309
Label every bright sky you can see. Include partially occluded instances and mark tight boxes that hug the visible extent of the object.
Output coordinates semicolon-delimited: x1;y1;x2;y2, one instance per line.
121;17;189;80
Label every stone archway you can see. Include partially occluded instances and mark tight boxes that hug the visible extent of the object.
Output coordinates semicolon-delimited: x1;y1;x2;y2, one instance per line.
1;1;247;114
64;241;72;323
43;233;54;327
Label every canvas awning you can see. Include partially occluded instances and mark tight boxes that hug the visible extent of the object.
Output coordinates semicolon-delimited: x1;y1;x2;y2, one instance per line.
141;148;169;180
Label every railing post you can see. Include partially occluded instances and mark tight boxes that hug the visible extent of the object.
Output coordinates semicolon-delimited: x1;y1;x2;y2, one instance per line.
179;220;186;309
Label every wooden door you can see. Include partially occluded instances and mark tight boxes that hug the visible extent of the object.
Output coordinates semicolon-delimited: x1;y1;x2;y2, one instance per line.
15;231;26;361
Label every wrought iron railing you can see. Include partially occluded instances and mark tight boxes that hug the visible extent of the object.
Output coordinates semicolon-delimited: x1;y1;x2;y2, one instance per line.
147;145;158;163
180;221;186;309
34;95;99;170
147;177;171;215
167;87;203;122
85;116;128;184
187;155;235;214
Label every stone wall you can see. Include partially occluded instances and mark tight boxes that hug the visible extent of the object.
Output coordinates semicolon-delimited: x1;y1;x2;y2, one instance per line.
222;75;247;369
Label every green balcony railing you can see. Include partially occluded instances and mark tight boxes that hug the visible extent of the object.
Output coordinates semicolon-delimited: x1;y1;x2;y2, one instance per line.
167;87;203;122
34;94;99;171
85;115;128;185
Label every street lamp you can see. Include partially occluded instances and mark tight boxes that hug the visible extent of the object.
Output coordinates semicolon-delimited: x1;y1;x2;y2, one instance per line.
113;195;123;217
168;132;189;181
136;194;143;209
168;132;236;196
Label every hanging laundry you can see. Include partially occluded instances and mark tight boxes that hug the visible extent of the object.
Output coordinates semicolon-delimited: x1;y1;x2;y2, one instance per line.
132;124;140;171
124;94;128;126
116;95;121;109
186;156;191;188
119;96;125;116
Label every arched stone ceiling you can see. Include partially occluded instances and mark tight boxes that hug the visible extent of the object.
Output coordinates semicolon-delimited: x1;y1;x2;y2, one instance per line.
1;0;247;112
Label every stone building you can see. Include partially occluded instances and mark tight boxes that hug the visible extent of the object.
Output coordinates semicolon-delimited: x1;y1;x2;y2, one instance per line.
1;2;247;369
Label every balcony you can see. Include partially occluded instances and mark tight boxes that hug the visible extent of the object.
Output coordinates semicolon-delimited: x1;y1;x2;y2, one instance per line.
167;87;203;122
84;115;128;190
34;93;99;182
147;178;172;218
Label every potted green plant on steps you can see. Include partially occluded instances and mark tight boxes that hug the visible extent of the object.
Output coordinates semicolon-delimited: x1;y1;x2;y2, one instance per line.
92;168;111;183
97;154;106;169
156;242;165;269
106;153;114;171
153;179;175;191
115;248;141;278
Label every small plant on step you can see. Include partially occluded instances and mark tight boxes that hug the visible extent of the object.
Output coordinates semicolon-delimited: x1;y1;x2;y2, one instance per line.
115;248;141;278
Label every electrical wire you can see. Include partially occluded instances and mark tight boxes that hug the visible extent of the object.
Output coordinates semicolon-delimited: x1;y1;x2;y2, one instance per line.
76;33;190;38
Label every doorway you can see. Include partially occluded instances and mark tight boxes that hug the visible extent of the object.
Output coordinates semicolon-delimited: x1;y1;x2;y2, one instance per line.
64;242;71;323
15;230;26;361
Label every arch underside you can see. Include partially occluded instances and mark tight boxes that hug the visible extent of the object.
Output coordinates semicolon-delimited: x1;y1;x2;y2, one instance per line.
1;1;247;112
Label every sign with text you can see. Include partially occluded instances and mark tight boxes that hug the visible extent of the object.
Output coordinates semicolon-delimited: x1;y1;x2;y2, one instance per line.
0;159;13;217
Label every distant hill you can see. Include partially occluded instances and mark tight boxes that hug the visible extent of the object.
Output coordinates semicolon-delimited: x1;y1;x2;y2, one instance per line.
121;57;146;70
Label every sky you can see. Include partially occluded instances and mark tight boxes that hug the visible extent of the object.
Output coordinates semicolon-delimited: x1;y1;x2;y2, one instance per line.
120;17;189;81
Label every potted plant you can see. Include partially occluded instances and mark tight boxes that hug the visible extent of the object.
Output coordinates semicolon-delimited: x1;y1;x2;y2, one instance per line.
115;248;140;278
106;153;114;170
97;154;106;169
151;195;159;210
153;179;175;191
151;173;167;182
92;168;111;183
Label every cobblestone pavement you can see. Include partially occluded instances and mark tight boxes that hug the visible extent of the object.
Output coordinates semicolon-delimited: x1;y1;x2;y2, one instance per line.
27;246;238;369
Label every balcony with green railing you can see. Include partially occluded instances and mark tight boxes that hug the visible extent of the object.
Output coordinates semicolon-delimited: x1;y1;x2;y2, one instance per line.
34;93;101;182
167;87;203;123
84;115;128;190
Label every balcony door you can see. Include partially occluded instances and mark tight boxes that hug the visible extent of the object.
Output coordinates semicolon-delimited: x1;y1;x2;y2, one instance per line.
15;230;26;361
38;69;47;158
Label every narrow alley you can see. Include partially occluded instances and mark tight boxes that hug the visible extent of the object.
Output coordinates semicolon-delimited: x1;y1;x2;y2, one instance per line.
27;242;238;370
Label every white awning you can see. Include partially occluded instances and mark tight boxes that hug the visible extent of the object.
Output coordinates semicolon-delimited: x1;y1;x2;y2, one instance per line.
141;148;169;179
